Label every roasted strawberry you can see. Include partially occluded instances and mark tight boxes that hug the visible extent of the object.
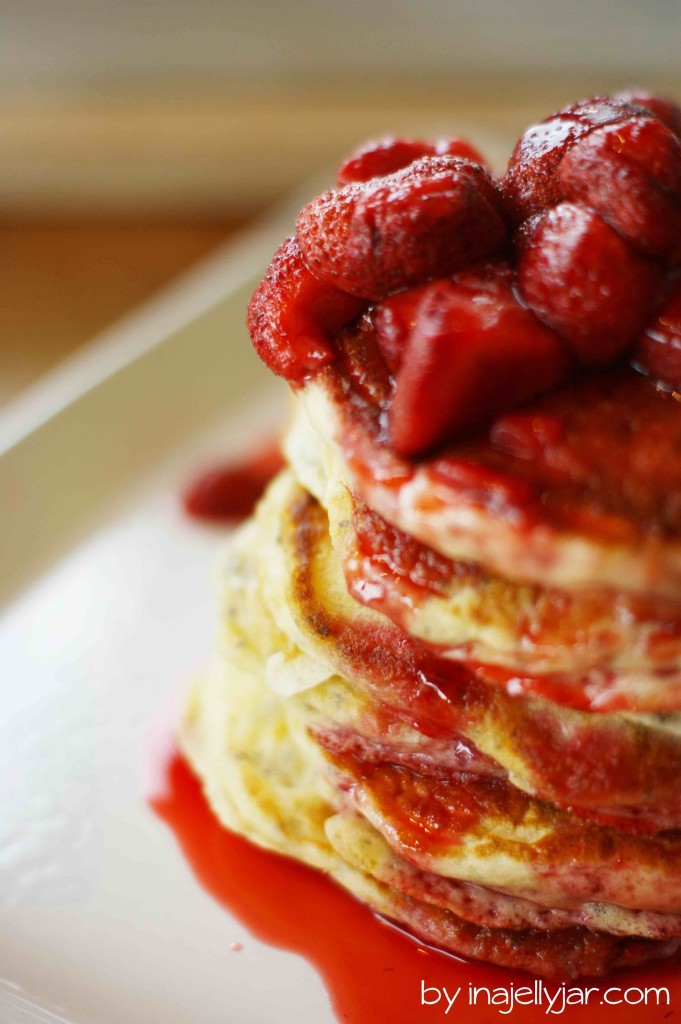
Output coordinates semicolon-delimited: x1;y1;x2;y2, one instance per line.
372;286;430;373
614;89;681;138
634;275;681;390
518;203;662;365
337;136;487;185
559;116;681;261
500;97;641;222
388;265;574;457
182;443;285;522
297;156;507;301
337;138;433;185
247;236;366;382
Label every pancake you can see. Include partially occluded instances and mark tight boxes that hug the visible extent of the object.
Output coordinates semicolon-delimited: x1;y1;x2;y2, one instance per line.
294;316;681;599
328;747;681;914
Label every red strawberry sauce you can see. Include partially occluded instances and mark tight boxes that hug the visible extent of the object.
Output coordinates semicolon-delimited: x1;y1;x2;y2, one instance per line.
148;745;681;1023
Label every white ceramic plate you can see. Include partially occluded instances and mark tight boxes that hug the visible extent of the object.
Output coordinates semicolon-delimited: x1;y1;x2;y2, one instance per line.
0;212;339;1024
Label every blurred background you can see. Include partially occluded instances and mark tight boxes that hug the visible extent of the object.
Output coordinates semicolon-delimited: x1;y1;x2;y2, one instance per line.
3;0;681;406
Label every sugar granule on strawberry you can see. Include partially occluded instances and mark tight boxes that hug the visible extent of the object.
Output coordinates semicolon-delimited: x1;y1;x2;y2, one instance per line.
297;155;507;301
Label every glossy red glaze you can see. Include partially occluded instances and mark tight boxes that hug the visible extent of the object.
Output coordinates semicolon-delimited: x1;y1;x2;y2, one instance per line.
348;496;458;600
330;746;681;873
182;442;284;522
338;753;490;851
346;492;681;683
288;492;681;826
150;747;681;1021
331;323;681;543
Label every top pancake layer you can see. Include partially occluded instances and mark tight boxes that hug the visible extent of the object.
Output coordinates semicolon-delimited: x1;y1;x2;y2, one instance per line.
296;317;681;598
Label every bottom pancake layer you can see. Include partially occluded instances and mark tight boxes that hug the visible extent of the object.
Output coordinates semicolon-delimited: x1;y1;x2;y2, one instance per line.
179;498;681;979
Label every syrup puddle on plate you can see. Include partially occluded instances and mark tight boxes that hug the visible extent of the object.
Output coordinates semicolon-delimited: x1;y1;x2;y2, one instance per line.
148;742;681;1024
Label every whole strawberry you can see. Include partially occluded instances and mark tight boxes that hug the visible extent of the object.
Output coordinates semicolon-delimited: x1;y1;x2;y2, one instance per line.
500;97;641;222
297;155;507;301
614;89;681;137
501;94;681;267
559;116;681;262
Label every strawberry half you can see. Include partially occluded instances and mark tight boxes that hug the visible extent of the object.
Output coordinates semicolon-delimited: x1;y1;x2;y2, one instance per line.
372;285;432;374
388;265;574;458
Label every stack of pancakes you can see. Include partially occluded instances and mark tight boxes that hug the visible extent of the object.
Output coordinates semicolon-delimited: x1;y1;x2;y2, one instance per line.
181;311;681;979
